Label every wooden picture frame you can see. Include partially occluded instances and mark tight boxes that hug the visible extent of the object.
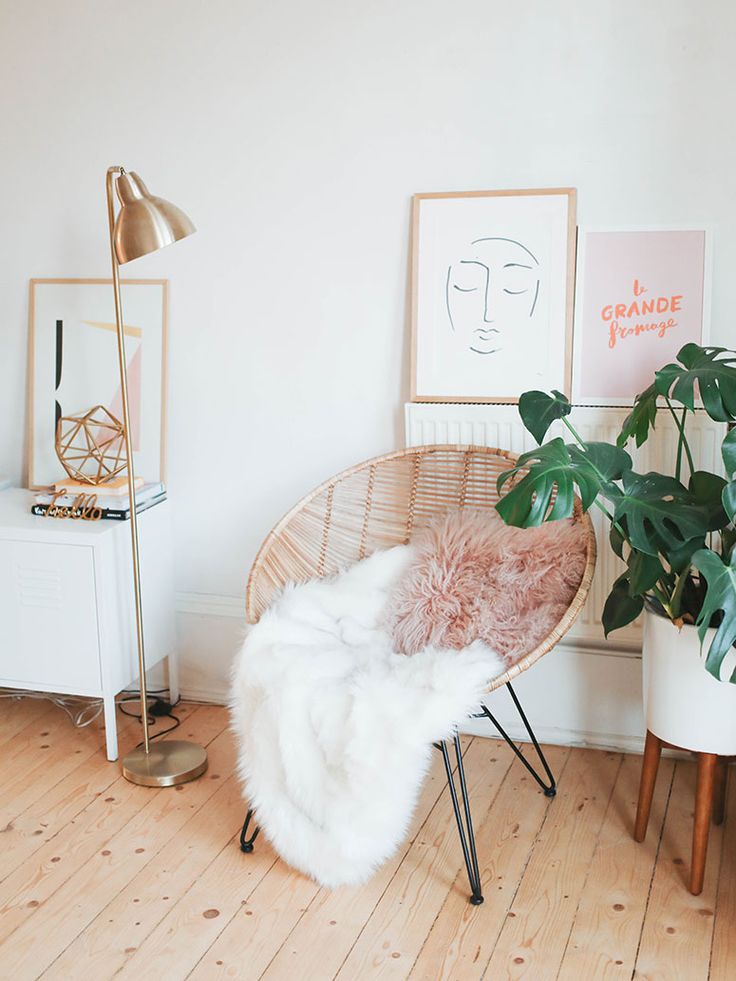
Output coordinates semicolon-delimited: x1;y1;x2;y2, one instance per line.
410;188;576;403
27;278;169;489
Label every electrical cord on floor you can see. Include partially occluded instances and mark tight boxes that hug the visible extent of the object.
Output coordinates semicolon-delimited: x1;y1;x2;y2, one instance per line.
0;686;181;744
0;690;104;727
118;690;182;747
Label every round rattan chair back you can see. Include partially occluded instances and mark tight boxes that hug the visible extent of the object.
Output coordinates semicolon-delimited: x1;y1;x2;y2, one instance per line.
246;444;597;692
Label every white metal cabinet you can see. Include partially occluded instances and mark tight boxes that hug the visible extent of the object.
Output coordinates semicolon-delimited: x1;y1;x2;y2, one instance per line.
0;540;101;691
0;489;177;761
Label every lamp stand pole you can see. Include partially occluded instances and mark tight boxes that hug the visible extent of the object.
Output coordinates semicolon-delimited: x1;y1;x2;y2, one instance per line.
106;165;207;787
106;166;151;755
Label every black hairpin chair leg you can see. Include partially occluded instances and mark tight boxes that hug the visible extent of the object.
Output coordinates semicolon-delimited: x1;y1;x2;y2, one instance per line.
240;808;260;853
238;683;555;911
437;733;484;905
477;682;557;797
443;682;557;904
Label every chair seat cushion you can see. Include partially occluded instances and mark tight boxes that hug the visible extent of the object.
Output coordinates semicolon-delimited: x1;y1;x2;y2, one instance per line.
384;508;589;666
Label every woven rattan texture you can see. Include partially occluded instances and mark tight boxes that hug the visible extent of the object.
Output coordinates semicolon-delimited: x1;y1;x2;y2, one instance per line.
245;445;596;692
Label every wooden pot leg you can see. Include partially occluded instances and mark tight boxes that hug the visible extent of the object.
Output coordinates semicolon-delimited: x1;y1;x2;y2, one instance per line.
690;752;718;895
634;730;663;842
713;758;727;827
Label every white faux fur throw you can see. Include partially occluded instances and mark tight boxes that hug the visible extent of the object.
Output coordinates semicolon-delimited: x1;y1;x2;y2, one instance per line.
231;545;503;888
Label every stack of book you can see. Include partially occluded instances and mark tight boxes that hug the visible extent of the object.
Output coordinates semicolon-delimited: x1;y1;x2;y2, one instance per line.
32;480;166;520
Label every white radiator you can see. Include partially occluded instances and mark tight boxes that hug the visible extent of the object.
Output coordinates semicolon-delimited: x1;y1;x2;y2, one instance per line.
405;402;725;657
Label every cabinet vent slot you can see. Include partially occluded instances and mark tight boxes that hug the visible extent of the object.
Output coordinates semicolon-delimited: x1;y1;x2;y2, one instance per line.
15;565;63;609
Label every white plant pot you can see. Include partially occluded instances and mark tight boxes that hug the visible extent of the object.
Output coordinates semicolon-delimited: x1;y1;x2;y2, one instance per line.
642;609;736;755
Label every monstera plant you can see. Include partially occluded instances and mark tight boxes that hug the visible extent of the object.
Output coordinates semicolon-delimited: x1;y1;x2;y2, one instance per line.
495;343;736;684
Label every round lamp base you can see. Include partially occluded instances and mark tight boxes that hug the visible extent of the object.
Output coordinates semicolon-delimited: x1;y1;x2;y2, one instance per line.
122;740;208;787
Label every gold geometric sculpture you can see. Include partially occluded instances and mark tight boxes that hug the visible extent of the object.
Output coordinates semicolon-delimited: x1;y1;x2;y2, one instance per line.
55;404;127;485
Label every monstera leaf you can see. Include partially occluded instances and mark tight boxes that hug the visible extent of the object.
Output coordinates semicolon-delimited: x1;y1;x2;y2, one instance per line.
691;549;736;682
612;472;709;556
627;549;669;595
567;443;630;501
496;440;580;526
617;383;659;449
602;575;644;636
655;344;736;422
689;470;728;531
722;427;736;477
518;390;572;444
667;535;707;574
723;481;736;523
610;523;626;559
496;439;630;527
610;519;673;593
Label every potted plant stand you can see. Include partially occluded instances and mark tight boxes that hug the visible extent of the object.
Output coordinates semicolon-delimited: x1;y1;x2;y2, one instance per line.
493;345;736;892
634;609;736;894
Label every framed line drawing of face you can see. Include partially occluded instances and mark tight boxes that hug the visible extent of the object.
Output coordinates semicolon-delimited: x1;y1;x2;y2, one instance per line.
27;279;168;489
410;188;576;402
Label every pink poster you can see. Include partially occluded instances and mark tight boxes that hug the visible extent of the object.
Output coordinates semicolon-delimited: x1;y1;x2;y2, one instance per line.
572;229;710;405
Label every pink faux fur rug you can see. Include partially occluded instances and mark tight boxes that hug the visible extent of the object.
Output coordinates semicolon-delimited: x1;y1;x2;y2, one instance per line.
384;509;588;668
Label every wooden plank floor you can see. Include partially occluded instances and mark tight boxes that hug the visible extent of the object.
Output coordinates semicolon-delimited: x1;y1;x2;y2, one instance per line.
0;698;734;980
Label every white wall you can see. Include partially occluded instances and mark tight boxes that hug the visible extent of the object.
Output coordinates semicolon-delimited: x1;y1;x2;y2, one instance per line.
1;1;734;740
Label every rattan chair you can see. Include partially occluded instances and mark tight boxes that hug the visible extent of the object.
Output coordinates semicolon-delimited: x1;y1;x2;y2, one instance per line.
240;444;597;903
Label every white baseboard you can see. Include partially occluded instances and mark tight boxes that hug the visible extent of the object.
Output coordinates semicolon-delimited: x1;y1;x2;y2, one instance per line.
175;592;647;753
174;591;246;706
459;719;646;755
176;592;245;619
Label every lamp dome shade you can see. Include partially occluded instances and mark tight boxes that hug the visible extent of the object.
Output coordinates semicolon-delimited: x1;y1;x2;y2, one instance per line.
113;171;195;264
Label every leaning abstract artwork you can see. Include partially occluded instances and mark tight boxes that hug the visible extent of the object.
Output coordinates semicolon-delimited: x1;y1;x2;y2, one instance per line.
28;279;168;488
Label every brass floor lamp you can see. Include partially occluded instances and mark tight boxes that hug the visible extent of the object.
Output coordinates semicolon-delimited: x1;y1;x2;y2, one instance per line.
106;166;207;787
